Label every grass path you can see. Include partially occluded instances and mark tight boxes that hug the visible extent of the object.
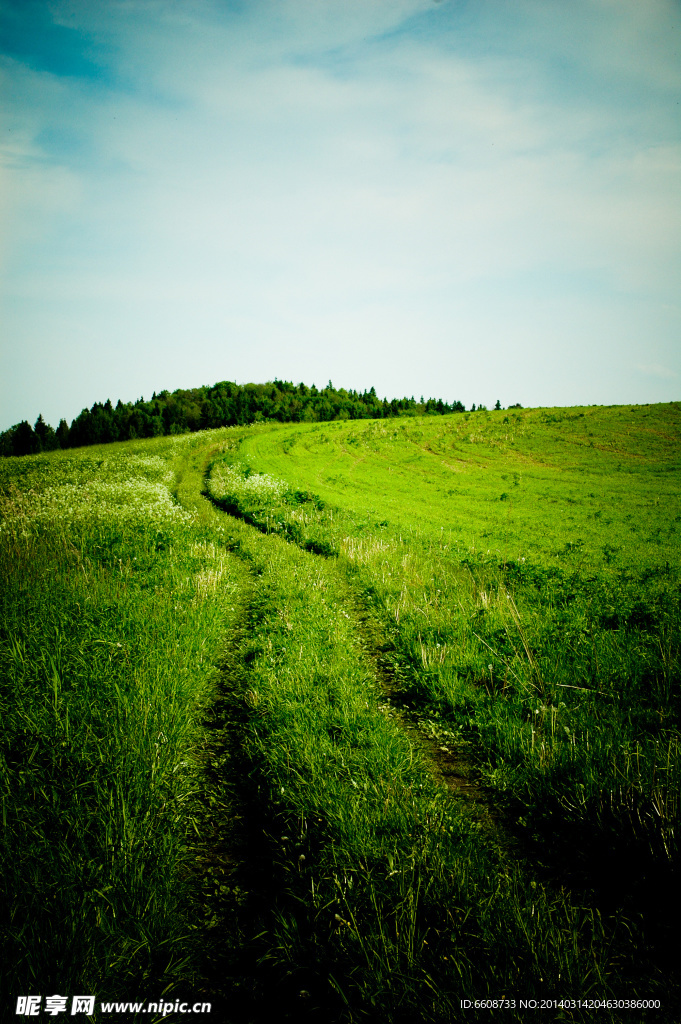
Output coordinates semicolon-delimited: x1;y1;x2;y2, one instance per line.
203;460;500;821
316;563;510;844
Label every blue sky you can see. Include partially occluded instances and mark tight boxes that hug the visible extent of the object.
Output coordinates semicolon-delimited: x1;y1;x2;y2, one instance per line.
1;0;679;430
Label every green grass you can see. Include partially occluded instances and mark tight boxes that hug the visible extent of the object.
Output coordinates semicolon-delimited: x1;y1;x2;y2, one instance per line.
1;403;679;1022
0;434;245;1012
202;475;637;1021
214;404;680;867
236;403;680;567
204;402;681;1018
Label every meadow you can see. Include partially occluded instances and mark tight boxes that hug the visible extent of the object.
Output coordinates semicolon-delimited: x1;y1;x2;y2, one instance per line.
1;403;679;1022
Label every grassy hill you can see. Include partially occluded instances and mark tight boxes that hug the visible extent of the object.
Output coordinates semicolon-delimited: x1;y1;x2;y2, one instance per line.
1;403;679;1022
238;402;680;566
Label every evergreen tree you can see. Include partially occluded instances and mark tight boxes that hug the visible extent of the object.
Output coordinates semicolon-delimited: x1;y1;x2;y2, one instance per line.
34;414;58;451
56;419;70;448
13;421;40;456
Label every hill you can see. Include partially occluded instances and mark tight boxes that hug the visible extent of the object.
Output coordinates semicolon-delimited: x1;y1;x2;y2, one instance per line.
1;402;679;1021
0;378;467;457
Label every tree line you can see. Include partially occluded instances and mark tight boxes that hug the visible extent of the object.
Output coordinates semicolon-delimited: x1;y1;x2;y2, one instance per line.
0;379;470;457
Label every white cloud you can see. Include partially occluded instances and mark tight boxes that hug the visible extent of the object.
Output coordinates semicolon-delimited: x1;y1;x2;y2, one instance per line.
637;363;678;380
1;0;680;428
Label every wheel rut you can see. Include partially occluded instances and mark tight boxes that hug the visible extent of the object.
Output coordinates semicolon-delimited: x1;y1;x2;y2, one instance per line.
173;449;303;1021
178;572;264;1020
203;467;520;858
333;572;520;854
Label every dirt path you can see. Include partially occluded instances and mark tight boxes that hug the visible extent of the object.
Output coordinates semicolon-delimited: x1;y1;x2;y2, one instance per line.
333;569;520;856
172;444;295;1021
177;568;265;1019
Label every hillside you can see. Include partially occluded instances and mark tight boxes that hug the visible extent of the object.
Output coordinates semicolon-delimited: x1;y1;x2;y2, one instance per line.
1;402;679;1022
239;401;681;567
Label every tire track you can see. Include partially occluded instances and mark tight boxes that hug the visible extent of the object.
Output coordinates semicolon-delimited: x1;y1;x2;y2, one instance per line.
205;458;519;856
329;569;520;855
173;444;311;1021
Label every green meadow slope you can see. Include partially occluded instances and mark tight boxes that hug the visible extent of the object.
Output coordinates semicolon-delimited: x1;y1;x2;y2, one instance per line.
1;403;679;1023
239;402;680;568
206;401;681;1017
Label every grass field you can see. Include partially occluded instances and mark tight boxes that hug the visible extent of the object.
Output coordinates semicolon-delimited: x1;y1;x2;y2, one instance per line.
1;403;679;1023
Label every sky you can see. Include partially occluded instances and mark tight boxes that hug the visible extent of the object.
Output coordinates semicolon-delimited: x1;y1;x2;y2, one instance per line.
1;0;679;431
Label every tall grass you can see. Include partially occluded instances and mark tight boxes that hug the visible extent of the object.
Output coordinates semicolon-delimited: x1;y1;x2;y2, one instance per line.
0;436;242;1007
206;423;679;1019
210;407;681;881
202;500;636;1021
204;405;680;1017
3;405;678;1022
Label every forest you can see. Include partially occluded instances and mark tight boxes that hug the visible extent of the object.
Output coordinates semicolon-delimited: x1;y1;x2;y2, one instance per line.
0;379;469;457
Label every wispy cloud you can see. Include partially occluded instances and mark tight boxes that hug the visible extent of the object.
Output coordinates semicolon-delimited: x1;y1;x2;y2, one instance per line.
637;363;678;380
